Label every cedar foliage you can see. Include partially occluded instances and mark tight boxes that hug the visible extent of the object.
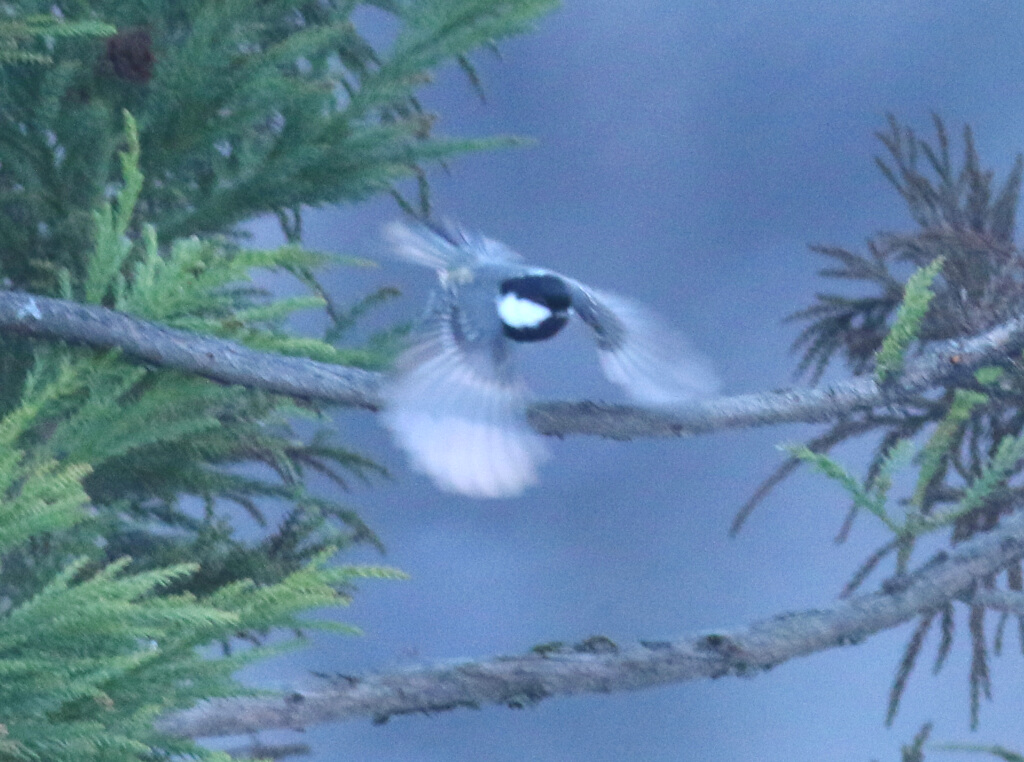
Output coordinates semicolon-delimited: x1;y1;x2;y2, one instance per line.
747;115;1024;732
0;1;554;758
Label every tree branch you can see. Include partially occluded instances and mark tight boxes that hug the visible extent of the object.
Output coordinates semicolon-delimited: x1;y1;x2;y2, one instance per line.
157;509;1024;738
0;290;384;409
3;289;1023;440
962;588;1024;616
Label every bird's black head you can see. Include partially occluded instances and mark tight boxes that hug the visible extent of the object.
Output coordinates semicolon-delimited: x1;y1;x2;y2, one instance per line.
497;274;572;342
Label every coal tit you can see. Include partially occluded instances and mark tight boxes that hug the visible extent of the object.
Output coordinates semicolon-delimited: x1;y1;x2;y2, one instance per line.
382;221;719;498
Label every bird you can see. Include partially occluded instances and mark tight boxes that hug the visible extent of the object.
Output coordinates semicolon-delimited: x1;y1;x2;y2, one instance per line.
381;220;719;498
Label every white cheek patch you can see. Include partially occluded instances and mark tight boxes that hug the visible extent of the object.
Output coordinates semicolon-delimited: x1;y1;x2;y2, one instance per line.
497;292;552;329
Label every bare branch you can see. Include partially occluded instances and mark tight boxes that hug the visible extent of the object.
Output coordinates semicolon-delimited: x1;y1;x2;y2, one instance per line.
222;741;311;760
963;588;1024;616
2;289;1023;440
0;290;384;409
157;508;1024;738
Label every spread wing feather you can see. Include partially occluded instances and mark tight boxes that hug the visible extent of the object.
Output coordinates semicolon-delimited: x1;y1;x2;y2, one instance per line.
565;280;719;405
384;220;523;271
382;299;546;498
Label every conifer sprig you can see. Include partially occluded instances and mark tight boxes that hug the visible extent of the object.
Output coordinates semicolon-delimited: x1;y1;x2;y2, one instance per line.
0;14;114;65
875;257;945;382
756;115;1024;729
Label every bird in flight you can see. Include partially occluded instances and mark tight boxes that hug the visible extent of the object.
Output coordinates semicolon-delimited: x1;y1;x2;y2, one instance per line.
381;221;718;498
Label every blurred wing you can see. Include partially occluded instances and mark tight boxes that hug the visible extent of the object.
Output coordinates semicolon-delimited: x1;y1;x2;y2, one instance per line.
458;226;526;265
384;220;475;270
382;300;546;498
384;220;524;271
566;281;719;405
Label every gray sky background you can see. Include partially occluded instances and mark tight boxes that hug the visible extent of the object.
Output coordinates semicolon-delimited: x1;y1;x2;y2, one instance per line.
242;3;1024;760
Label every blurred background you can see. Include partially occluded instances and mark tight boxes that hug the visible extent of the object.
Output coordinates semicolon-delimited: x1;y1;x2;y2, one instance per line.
244;2;1024;760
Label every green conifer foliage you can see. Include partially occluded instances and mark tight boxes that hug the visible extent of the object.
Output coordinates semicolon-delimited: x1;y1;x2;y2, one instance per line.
0;1;554;756
751;115;1024;729
0;350;407;760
